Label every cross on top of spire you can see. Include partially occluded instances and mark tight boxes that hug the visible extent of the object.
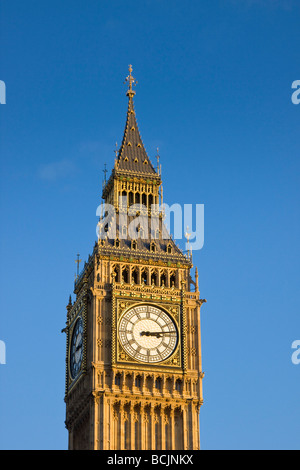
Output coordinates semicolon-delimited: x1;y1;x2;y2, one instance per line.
124;64;137;96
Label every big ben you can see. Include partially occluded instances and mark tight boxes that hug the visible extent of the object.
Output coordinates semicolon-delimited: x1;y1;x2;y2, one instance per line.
64;66;206;451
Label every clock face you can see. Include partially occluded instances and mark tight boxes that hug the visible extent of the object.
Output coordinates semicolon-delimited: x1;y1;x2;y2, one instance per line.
70;317;83;379
118;305;178;363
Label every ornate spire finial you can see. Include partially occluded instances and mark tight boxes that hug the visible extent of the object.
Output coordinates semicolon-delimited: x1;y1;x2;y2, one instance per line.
75;253;82;280
114;142;118;168
185;226;191;244
103;163;107;184
195;267;199;293
156;147;162;176
124;64;137;96
185;226;192;259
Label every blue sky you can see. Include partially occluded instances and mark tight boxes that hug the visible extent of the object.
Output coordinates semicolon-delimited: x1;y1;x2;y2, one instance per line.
0;0;299;450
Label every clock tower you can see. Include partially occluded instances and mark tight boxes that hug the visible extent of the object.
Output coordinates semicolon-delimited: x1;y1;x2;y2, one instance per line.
64;66;206;450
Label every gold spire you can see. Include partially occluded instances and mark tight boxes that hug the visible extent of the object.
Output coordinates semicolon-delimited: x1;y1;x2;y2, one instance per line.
124;64;137;97
114;66;157;176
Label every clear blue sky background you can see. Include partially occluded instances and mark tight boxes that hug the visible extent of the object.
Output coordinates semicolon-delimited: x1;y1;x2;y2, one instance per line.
0;0;299;450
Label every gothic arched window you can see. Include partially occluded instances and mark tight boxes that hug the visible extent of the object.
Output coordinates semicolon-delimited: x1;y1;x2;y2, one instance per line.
141;269;147;285
121;191;127;208
139;226;145;239
112;266;120;283
135;375;142;387
122;268;129;284
150;241;156;253
115;373;121;386
129;191;134;206
170;273;176;288
132;268;138;284
160;272;167;287
155;377;162;390
151;271;157;286
175;379;182;392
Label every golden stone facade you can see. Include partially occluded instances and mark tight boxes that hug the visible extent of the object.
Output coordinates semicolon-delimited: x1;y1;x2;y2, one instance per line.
64;67;206;450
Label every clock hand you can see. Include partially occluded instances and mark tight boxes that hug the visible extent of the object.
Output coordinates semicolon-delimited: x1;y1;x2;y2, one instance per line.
140;331;176;338
140;331;161;338
159;330;176;334
152;331;177;338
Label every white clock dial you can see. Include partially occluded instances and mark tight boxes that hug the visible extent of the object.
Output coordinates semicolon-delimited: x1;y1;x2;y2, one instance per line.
118;305;178;363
